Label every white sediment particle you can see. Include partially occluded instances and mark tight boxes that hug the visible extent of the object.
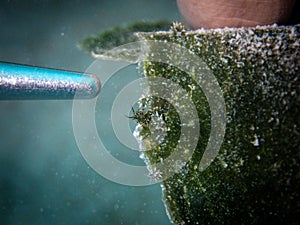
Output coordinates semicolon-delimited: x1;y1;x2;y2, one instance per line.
221;160;228;168
251;134;260;147
239;158;244;166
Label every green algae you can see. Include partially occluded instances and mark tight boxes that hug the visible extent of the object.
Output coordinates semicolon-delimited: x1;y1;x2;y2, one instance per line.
137;23;300;225
79;20;171;55
81;21;300;224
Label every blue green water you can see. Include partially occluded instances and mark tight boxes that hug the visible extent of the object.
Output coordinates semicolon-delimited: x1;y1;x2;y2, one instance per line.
0;1;180;224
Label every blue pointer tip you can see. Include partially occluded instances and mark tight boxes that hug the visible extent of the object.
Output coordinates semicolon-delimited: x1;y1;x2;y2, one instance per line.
0;62;101;100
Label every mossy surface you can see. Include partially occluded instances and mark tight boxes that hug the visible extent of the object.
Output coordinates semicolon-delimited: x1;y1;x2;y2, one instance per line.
137;24;300;224
81;22;300;224
79;20;171;55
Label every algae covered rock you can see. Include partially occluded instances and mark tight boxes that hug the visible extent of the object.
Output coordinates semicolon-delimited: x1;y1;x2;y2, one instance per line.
136;23;300;224
81;22;300;224
79;20;171;56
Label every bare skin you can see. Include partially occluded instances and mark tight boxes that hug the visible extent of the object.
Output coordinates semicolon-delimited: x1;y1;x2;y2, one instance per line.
177;0;296;29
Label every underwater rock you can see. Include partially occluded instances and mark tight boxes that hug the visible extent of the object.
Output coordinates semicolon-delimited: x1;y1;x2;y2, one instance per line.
136;23;300;224
81;22;299;224
79;20;171;56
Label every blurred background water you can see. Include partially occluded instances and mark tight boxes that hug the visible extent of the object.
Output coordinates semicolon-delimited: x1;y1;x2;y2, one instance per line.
0;0;180;224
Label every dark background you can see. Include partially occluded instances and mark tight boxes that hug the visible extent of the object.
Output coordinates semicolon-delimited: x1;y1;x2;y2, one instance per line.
0;1;180;224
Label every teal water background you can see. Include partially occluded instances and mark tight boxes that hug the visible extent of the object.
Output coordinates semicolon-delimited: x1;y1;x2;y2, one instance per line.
0;1;180;224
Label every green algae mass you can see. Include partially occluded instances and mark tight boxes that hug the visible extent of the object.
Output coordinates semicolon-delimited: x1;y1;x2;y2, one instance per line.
137;23;300;225
79;20;171;55
82;22;300;224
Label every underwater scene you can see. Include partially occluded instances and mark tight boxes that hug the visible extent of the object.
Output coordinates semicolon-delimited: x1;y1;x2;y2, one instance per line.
0;1;179;224
1;0;299;225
